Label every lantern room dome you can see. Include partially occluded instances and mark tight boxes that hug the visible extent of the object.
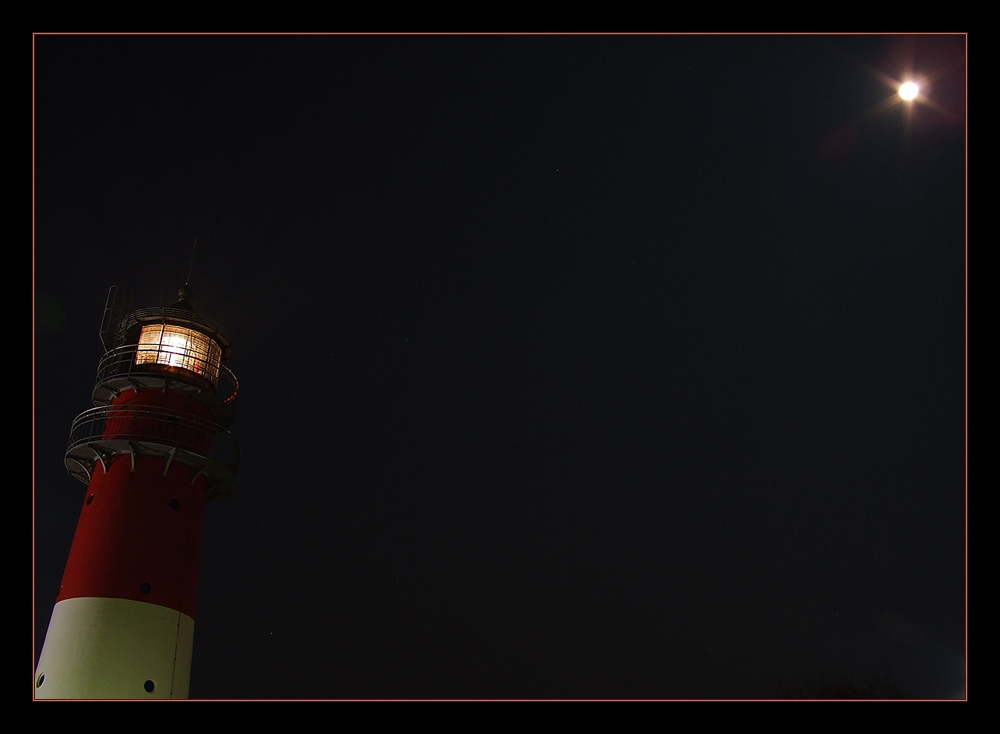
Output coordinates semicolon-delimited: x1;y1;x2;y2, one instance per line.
171;283;195;311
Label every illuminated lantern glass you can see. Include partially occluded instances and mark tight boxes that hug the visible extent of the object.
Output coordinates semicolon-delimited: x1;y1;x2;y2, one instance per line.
135;324;222;386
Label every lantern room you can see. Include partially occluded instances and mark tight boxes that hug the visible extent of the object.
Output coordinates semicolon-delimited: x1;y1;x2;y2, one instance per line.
135;323;223;386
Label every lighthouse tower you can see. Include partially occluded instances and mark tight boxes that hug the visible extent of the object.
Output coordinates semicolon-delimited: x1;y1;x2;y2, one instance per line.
35;284;240;699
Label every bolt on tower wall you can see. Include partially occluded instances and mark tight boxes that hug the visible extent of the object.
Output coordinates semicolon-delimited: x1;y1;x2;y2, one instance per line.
35;285;240;699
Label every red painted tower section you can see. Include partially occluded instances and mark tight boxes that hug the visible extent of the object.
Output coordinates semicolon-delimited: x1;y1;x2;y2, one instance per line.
36;285;240;699
57;388;212;620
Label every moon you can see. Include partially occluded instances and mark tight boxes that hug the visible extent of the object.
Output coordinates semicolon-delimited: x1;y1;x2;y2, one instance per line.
899;81;919;101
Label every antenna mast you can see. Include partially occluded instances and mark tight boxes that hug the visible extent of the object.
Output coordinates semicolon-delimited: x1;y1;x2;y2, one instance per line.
186;236;198;286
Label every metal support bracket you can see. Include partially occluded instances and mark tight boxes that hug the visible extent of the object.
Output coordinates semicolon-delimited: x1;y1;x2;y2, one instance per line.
91;447;108;475
127;442;137;472
190;464;209;485
163;447;177;477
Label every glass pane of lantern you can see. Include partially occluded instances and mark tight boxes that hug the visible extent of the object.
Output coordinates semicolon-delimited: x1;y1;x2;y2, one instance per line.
135;324;222;385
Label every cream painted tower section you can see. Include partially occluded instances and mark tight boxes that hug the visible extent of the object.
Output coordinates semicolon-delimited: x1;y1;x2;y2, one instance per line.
36;597;195;699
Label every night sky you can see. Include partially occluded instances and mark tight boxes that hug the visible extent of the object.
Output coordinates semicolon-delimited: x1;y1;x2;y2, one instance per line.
33;35;966;699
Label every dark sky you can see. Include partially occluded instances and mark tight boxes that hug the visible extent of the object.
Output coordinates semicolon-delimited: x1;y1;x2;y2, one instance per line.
33;34;966;699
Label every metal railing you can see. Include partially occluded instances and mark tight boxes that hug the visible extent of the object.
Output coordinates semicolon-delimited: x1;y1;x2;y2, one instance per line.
94;344;239;406
100;285;134;352
67;404;240;481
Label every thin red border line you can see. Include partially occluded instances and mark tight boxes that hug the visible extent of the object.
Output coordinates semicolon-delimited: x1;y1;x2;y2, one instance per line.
29;30;969;703
963;32;968;702
28;32;971;37
31;31;37;699
38;699;958;702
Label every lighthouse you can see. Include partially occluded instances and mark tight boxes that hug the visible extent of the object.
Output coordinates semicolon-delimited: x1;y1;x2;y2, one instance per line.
35;284;240;699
